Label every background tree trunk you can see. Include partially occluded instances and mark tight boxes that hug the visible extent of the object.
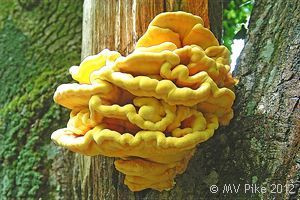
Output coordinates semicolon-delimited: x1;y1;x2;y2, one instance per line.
228;1;300;199
73;0;299;199
0;0;83;199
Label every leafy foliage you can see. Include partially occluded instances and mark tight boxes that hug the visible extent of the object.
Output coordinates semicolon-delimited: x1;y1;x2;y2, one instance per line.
223;0;253;51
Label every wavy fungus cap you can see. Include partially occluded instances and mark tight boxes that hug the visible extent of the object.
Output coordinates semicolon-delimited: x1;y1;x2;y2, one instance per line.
51;11;236;192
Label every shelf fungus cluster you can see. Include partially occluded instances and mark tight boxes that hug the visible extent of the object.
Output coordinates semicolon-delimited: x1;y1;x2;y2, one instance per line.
51;12;236;192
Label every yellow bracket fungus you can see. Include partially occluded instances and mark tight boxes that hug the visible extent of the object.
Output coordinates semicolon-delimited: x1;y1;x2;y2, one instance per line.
51;11;236;192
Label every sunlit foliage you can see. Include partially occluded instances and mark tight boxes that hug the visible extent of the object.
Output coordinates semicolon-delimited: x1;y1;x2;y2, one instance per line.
223;0;253;51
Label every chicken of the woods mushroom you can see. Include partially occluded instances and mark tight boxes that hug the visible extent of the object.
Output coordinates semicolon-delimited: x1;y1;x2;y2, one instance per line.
51;11;236;192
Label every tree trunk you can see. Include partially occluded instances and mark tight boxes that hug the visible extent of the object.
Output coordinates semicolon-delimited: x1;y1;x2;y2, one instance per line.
228;1;300;199
73;0;299;199
72;0;224;199
0;0;83;199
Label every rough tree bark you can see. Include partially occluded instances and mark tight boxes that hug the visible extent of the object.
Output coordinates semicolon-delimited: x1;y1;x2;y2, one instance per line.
229;1;300;199
72;0;299;199
0;0;83;199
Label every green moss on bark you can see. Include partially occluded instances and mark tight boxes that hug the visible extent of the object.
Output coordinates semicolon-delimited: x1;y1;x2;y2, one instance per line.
0;0;83;199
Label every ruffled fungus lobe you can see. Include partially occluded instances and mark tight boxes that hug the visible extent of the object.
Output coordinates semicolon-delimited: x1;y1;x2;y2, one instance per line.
51;11;236;192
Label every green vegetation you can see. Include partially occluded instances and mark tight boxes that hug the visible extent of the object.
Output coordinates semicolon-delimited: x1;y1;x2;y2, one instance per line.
223;0;253;51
